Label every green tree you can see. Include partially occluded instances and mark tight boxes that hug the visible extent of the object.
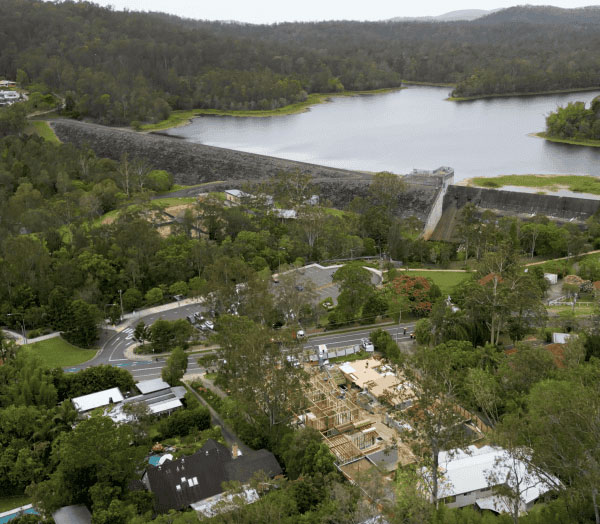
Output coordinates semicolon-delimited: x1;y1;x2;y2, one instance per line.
333;264;374;322
121;288;143;312
216;315;306;438
396;343;469;507
63;300;99;348
278;427;336;480
144;287;163;306
29;416;144;514
161;346;188;385
514;368;600;523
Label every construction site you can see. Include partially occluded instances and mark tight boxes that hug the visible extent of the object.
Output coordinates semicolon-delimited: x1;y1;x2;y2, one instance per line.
298;359;416;482
297;356;490;484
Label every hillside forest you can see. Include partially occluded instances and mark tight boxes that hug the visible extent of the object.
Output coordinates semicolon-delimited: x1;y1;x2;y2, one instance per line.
2;2;600;123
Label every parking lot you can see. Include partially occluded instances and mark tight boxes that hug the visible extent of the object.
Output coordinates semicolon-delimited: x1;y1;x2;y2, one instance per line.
281;263;382;305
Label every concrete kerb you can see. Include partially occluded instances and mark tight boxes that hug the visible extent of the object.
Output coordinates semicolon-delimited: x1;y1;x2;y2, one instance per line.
110;297;204;331
123;342;219;361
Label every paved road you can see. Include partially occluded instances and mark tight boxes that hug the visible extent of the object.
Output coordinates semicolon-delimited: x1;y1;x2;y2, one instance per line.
304;322;416;352
67;303;207;380
64;297;416;381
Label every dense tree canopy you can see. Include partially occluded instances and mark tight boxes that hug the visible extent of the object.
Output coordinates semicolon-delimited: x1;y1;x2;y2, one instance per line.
1;2;600;124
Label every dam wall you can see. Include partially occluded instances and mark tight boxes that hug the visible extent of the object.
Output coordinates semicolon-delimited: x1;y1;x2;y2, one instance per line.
443;185;600;222
51;120;440;222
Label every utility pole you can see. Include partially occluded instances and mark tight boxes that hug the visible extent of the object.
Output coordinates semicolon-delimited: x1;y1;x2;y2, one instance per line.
118;289;124;322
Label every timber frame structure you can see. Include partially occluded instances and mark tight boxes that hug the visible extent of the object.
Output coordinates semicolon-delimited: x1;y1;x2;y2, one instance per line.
300;370;383;465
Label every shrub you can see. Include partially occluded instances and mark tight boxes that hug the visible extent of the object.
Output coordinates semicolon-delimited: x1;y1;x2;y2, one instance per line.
157;406;211;439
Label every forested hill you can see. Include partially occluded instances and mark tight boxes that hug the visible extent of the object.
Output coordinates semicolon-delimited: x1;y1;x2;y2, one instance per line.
2;1;600;125
477;5;600;25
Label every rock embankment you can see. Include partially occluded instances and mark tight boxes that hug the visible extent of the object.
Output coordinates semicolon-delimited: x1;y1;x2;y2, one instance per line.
51;119;441;221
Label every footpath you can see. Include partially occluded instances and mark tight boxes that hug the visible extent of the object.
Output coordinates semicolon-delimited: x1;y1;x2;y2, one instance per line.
183;380;250;454
107;297;204;333
1;329;60;346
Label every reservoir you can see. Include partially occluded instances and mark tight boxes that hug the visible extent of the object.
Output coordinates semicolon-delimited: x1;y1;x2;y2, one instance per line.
165;86;600;183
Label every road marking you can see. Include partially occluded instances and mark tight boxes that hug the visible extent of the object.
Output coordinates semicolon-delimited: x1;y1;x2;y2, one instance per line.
109;358;129;362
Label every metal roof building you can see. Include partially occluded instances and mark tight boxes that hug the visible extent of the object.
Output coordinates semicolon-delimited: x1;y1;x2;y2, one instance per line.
136;378;171;395
426;445;557;514
71;387;124;413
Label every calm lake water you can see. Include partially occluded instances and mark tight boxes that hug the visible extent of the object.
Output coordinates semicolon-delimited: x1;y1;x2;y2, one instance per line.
166;86;600;182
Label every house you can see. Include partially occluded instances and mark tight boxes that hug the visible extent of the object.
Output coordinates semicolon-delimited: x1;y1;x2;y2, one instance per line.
0;80;17;88
71;381;184;421
0;91;19;101
142;439;282;514
108;380;185;422
427;445;556;514
52;505;92;524
224;189;250;204
543;273;558;285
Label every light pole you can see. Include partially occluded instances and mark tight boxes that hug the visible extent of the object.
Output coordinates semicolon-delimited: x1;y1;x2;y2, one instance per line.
6;313;26;344
118;289;124;322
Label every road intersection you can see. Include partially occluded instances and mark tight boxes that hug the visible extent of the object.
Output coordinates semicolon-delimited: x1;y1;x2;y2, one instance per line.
65;300;416;381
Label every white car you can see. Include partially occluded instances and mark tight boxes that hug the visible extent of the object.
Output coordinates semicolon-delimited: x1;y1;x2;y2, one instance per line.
296;329;305;339
201;320;215;331
361;338;374;352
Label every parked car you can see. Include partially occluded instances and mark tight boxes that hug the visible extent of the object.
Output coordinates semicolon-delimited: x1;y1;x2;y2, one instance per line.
202;320;215;331
296;329;305;339
361;338;374;352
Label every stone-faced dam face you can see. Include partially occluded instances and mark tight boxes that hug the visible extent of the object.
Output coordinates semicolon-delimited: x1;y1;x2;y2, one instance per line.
50;119;441;222
50;119;600;237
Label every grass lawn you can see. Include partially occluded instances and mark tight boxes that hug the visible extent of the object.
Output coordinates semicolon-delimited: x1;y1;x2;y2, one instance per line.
469;174;600;195
536;132;600;148
402;270;472;295
0;494;31;513
26;120;60;144
150;196;198;208
547;304;596;317
24;336;97;368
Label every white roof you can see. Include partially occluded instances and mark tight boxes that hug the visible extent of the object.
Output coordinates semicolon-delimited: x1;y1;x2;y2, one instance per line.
552;333;574;344
274;209;297;219
432;445;555;504
72;387;124;412
149;398;183;414
225;189;249;198
136;378;170;394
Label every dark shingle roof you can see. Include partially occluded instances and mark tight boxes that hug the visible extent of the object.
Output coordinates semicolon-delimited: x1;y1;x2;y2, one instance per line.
145;439;282;513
